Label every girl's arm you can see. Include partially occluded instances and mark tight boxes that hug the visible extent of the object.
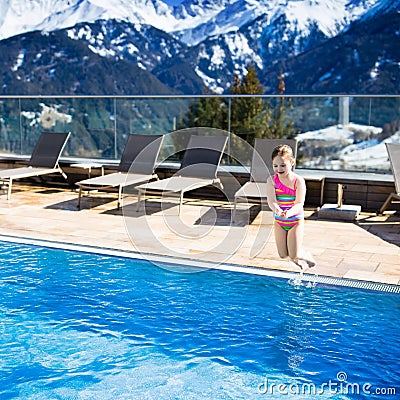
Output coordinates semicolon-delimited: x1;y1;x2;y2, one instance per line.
285;175;306;218
266;176;284;216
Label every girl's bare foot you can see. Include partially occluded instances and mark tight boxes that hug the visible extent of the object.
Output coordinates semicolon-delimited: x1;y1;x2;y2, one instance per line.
291;257;307;270
300;250;316;268
301;258;316;268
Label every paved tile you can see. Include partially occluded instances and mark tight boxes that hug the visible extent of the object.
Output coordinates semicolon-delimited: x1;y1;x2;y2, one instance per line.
371;253;400;265
321;249;373;261
343;270;400;285
0;183;399;286
376;263;400;276
337;259;379;272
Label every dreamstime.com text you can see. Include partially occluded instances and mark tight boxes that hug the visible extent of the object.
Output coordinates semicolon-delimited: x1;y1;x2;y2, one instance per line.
258;372;397;396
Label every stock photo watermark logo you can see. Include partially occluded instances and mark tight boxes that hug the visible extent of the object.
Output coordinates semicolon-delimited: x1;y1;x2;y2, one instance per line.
122;128;272;272
258;371;397;396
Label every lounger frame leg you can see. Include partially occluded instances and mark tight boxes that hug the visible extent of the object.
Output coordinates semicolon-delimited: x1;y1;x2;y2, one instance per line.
232;197;238;222
117;185;122;209
379;193;399;214
136;189;143;212
7;179;12;200
60;169;67;180
77;186;83;209
178;191;184;215
260;199;269;215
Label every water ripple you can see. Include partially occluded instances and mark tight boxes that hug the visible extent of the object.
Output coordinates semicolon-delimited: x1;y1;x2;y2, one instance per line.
0;241;399;399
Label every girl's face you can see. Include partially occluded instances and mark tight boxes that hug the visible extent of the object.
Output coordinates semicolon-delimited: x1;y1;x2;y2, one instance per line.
272;155;293;176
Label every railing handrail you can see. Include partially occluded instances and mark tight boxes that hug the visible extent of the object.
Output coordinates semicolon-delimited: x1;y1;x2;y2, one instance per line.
0;94;399;99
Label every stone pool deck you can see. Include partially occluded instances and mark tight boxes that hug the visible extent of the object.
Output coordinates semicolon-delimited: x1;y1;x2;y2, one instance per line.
0;183;399;286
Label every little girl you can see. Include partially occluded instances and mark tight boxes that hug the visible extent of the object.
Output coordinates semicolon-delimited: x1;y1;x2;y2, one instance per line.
266;144;315;269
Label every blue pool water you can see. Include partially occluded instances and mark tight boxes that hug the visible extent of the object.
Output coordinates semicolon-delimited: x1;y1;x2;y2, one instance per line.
0;241;399;399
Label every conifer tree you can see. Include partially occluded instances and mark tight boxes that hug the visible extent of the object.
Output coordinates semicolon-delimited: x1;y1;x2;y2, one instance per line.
266;70;294;139
229;65;271;145
178;88;227;130
179;66;294;146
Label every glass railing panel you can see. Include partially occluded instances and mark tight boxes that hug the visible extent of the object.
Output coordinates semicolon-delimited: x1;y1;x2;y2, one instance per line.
0;98;23;155
293;96;400;172
19;97;117;159
0;95;398;173
114;97;193;163
285;96;339;170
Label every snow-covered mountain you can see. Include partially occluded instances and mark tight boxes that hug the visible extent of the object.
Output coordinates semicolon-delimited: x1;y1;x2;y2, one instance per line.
297;123;400;170
0;0;379;45
0;0;398;95
359;0;400;20
0;0;174;41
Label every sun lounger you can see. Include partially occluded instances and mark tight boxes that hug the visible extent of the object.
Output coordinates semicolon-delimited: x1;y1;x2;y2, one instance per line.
136;135;228;214
379;143;400;214
76;134;164;209
232;138;297;221
0;131;71;200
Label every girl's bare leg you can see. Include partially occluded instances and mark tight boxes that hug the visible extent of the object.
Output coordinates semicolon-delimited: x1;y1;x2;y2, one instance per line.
274;223;289;259
299;250;316;268
286;221;304;268
287;220;303;260
287;220;316;268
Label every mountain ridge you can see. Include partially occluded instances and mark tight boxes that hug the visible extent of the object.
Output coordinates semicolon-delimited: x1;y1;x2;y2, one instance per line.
260;7;400;95
0;0;380;45
0;27;178;95
0;0;398;95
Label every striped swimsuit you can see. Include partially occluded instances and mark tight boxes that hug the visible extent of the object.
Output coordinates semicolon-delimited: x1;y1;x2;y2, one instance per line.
274;174;303;231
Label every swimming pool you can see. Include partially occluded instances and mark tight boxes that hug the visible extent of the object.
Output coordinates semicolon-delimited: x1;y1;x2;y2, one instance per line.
0;239;398;399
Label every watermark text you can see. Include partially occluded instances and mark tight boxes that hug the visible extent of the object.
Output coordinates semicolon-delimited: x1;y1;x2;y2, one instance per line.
258;372;396;396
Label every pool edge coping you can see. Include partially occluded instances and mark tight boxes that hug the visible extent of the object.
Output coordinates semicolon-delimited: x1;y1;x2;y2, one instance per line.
1;234;399;294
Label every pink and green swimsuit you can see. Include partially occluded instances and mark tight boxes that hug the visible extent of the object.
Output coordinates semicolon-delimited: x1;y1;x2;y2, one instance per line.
274;174;303;231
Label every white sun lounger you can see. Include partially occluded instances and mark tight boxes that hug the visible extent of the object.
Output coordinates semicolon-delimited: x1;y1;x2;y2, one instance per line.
76;134;164;209
232;138;297;221
379;143;400;214
0;131;71;200
136;135;228;214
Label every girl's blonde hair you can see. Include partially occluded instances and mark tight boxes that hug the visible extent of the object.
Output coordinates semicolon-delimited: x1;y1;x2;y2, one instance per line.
271;144;295;165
